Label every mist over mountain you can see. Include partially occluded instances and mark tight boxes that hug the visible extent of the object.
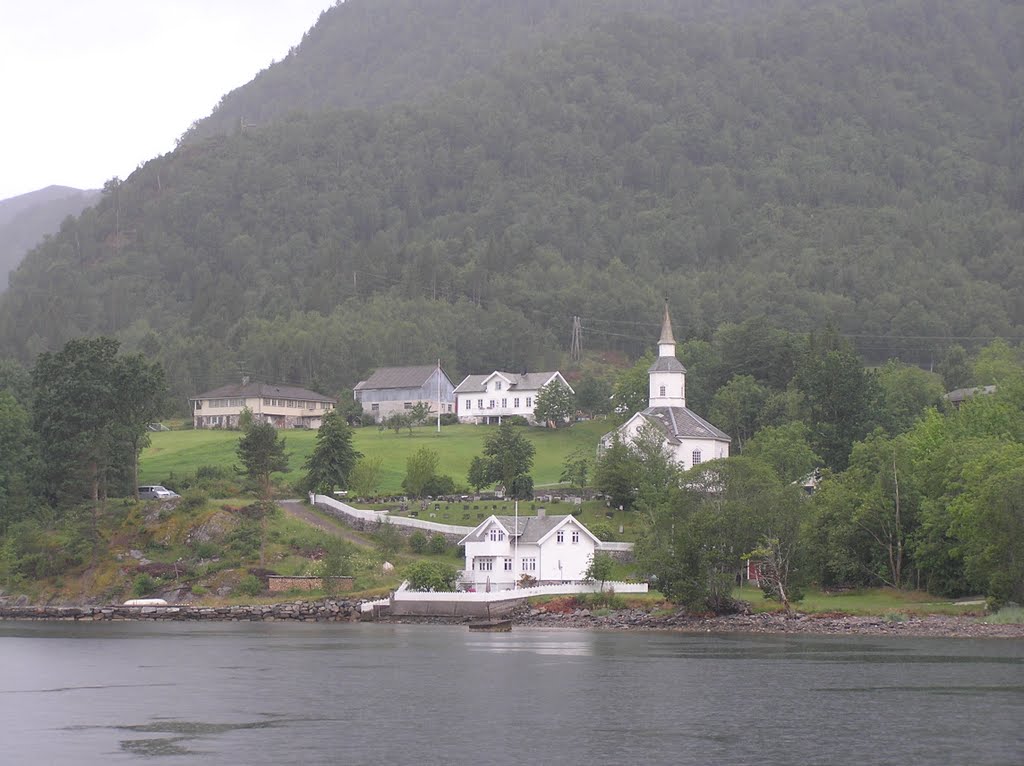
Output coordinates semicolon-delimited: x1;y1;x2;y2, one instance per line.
0;186;100;290
1;0;1021;402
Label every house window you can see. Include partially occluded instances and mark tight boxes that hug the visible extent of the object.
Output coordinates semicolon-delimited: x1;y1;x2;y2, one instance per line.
371;403;379;412
404;402;413;409
503;558;513;571
477;558;493;571
489;399;495;409
660;385;666;397
556;530;564;544
478;399;484;409
501;398;507;408
571;530;580;544
514;398;520;408
692;449;702;466
263;398;271;406
526;397;532;408
488;528;505;542
495;381;502;391
522;557;536;571
465;399;472;411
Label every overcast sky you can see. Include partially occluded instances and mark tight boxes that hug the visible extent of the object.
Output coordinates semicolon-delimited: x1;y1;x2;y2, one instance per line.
0;1;336;201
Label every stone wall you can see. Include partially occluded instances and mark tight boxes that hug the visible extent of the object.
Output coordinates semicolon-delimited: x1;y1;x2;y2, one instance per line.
0;599;362;622
267;576;353;592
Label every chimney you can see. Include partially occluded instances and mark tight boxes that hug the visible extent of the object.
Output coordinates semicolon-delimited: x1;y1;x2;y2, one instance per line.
536;507;546;518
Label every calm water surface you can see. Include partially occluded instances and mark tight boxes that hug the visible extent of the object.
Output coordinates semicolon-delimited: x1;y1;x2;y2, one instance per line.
1;621;1021;765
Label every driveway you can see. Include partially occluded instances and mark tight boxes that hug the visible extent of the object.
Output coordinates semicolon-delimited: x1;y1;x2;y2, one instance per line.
278;500;375;548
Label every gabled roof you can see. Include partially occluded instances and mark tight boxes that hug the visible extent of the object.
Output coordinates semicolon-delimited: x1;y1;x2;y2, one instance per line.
354;365;450;391
454;371;572;394
458;513;600;545
191;381;335;403
640;406;730;443
943;385;997;404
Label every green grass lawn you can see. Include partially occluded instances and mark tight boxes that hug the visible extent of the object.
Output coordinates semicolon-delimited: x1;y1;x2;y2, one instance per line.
734;585;985;616
140;420;612;494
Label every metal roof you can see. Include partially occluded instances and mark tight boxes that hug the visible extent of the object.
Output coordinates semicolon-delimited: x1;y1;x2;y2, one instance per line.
640;406;731;443
354;365;449;391
191;381;335;403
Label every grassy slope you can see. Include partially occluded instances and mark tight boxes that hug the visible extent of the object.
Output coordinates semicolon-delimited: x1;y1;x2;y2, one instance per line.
140;421;611;493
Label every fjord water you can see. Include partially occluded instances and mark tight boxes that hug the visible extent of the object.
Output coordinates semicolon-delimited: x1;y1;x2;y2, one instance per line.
1;622;1021;765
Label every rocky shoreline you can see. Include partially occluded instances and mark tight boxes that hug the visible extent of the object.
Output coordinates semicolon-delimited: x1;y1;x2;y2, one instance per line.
385;606;1024;639
3;600;1022;638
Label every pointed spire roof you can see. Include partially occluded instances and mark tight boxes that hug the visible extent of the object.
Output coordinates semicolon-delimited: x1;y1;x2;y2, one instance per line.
658;299;676;346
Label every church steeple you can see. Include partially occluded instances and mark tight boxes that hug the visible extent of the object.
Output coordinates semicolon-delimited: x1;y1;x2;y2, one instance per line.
648;299;687;408
658;299;676;356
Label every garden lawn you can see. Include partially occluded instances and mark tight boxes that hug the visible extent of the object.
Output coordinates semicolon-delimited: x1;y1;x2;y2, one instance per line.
734;585;985;616
140;420;611;494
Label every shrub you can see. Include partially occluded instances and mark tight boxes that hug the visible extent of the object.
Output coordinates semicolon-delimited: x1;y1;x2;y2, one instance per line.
405;560;458;591
439;413;459;426
408;531;428;554
503;415;529;426
177;488;208;513
428;534;448;555
235;574;263;597
132;573;156;598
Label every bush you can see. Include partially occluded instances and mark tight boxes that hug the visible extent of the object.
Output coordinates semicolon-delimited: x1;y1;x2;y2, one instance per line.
177;488;208;513
405;560;458;591
428;534;448;555
132;573;156;598
235;574;263;597
439;413;459;426
503;415;529;426
408;531;428;554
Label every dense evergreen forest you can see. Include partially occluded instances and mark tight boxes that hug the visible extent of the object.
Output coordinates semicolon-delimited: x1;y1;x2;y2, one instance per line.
1;0;1022;406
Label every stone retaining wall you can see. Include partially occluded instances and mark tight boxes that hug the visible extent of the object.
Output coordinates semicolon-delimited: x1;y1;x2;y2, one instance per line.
267;576;353;592
0;599;362;622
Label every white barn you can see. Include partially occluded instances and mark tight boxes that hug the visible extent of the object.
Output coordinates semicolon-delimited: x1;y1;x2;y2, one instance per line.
600;302;730;469
458;511;600;591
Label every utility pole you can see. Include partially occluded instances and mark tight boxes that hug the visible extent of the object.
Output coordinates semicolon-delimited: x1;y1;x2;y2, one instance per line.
570;315;583;363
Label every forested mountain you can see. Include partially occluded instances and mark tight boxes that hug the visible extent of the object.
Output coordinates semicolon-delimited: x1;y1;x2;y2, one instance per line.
0;186;99;289
2;0;1022;404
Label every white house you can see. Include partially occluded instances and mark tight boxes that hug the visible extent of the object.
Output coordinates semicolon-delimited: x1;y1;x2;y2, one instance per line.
458;511;600;591
454;370;573;425
190;379;336;429
600;302;730;469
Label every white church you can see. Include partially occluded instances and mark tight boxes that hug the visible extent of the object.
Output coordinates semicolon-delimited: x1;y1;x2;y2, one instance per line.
600;302;730;469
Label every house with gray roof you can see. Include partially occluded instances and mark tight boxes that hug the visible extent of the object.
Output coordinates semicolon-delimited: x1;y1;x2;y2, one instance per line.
458;510;600;590
454;370;573;425
353;365;455;422
600;302;730;469
190;379;336;430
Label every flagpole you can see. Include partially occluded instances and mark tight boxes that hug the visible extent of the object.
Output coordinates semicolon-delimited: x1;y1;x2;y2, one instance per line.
514;498;519;589
436;358;441;433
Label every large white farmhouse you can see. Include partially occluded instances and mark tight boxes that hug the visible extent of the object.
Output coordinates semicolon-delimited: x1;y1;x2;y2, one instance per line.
458;511;600;591
600;302;730;469
454;370;573;425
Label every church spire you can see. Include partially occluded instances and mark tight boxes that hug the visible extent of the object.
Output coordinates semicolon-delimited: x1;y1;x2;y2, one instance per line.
648;299;686;408
658;298;676;356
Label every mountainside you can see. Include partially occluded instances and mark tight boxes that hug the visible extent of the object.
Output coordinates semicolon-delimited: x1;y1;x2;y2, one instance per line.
1;0;1022;402
0;186;100;289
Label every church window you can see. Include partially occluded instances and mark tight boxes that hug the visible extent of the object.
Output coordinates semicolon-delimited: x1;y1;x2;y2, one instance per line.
692;449;702;466
659;385;666;397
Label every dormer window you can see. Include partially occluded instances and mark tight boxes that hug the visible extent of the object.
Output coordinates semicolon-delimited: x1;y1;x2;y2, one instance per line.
489;527;505;542
556;530;564;544
495;381;502;391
